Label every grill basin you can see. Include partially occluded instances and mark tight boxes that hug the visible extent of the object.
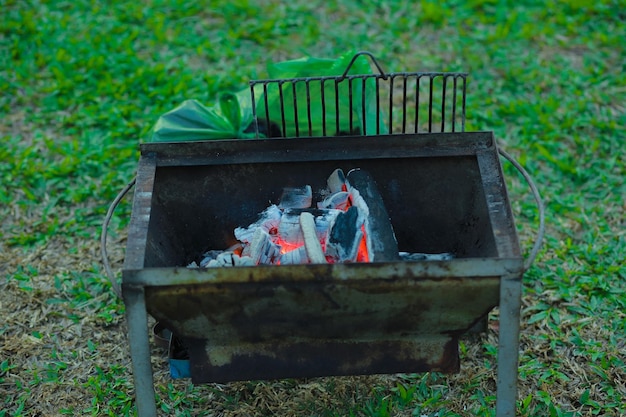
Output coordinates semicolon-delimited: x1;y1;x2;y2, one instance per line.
122;131;524;416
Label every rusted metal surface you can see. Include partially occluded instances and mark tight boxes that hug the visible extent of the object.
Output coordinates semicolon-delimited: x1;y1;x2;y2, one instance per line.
140;132;493;167
188;338;460;383
476;148;522;259
126;258;520;286
123;131;523;386
144;273;500;382
122;155;156;272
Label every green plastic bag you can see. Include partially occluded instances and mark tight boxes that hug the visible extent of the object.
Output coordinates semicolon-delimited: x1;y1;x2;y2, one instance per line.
149;91;257;142
149;51;385;142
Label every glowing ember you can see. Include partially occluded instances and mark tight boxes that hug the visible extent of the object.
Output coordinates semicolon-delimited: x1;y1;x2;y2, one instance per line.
357;225;369;263
220;169;379;265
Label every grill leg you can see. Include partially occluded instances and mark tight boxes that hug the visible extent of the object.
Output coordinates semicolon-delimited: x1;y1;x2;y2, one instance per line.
125;286;158;417
496;273;523;417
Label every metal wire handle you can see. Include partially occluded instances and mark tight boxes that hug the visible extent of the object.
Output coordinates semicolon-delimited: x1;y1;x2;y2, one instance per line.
340;51;389;80
498;148;545;271
100;176;136;298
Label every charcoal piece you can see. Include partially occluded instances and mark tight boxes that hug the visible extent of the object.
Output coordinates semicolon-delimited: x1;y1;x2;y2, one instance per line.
245;228;280;264
346;169;400;262
318;191;350;210
277;211;305;246
279;246;308;265
279;208;340;246
278;185;312;209
326;169;347;194
203;252;256;267
245;228;268;263
300;212;326;264
327;206;363;262
198;250;225;267
234;205;282;244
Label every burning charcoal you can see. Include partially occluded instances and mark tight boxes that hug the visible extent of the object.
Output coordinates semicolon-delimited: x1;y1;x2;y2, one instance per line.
317;191;350;210
299;212;326;264
218;252;239;267
204;252;256;267
219;168;398;266
277;210;305;247
198;250;226;268
278;185;312;209
261;240;281;264
346;169;400;262
279;246;308;265
278;209;340;248
234;205;282;244
245;228;281;264
234;256;255;266
399;252;455;261
326;206;364;262
207;252;234;267
243;228;264;261
326;168;347;194
311;209;342;241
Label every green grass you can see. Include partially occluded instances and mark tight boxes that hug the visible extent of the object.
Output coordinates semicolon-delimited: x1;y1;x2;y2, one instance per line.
1;0;625;416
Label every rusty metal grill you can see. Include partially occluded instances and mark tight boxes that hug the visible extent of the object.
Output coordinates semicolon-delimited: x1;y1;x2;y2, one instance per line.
107;52;544;417
249;52;468;138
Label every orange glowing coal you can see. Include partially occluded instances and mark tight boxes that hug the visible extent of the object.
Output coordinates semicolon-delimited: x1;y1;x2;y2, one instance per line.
357;225;370;263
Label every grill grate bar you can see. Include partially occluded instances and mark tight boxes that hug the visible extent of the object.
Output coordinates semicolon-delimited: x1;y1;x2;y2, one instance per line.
321;79;327;137
441;75;447;133
305;80;313;137
279;82;287;138
452;76;458;133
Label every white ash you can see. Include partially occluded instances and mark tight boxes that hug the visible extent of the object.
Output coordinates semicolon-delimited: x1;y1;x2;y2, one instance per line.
326;168;347;193
278;209;341;247
278;245;308;265
317;191;350;210
199;250;226;267
234;204;282;244
190;251;255;268
300;211;327;264
242;228;281;264
399;252;455;261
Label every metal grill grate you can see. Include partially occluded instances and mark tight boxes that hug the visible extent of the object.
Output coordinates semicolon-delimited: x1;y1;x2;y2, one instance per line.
249;52;468;138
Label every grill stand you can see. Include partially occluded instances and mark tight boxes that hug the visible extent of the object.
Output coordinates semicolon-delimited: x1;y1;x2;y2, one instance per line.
496;273;523;417
124;287;158;417
122;155;159;417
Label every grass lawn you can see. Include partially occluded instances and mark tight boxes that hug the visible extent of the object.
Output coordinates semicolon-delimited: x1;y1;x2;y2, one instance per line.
1;0;625;416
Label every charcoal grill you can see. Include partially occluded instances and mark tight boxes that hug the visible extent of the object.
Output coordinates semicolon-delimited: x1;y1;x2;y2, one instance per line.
105;53;543;417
